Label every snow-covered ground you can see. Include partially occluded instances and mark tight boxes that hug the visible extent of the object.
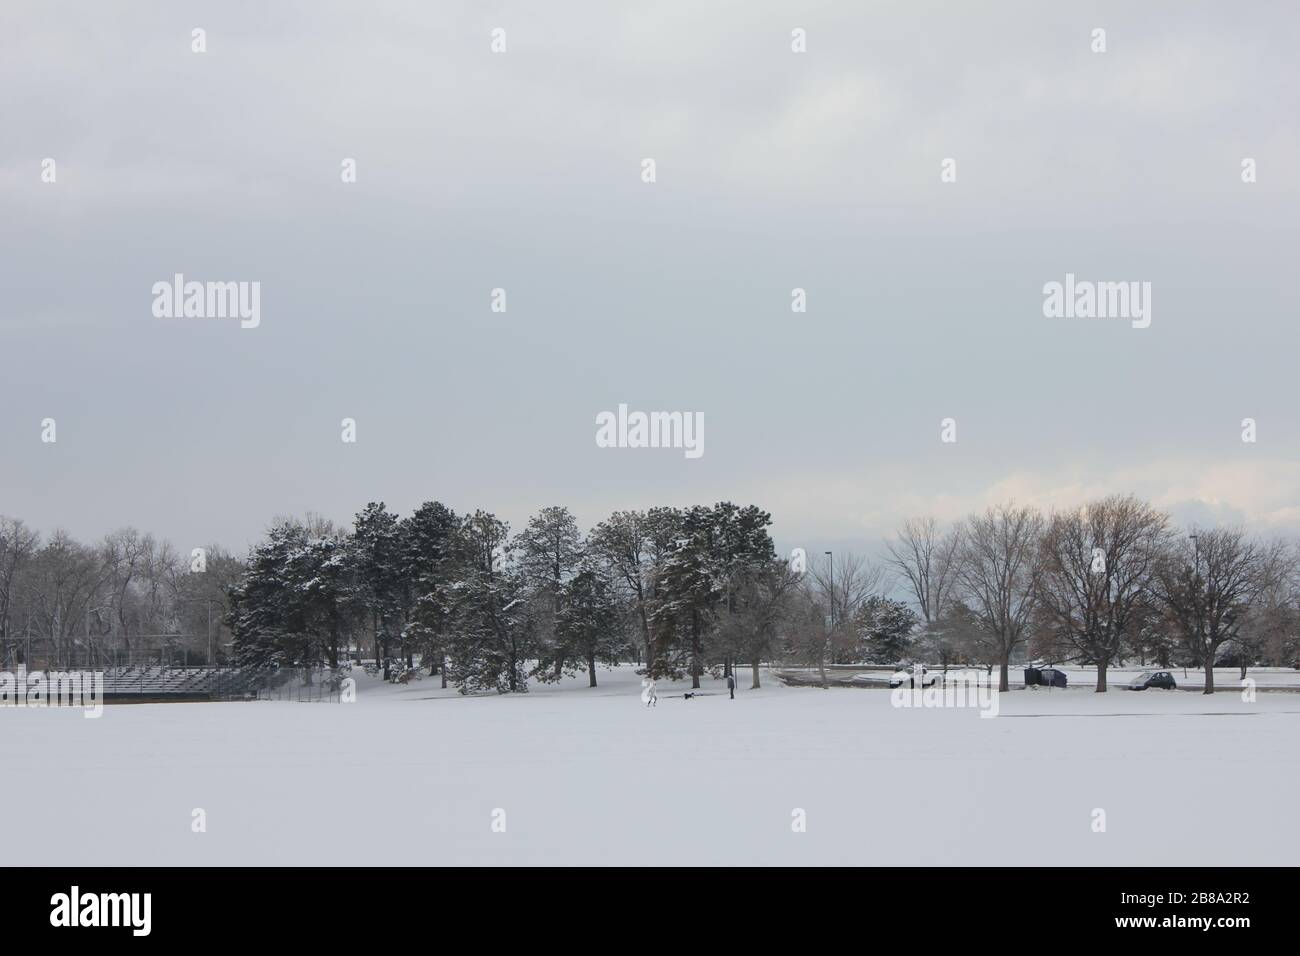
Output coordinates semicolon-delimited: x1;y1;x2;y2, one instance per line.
4;665;1296;866
819;664;1300;690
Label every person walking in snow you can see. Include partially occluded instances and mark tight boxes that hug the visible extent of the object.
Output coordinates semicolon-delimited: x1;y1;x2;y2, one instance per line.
642;677;657;707
726;673;735;699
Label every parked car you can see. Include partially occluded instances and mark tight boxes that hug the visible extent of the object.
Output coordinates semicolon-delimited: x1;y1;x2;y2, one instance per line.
1127;670;1177;691
889;665;941;689
1024;666;1068;688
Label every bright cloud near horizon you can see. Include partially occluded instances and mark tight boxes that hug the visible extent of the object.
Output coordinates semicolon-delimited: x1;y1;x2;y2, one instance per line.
2;1;1298;558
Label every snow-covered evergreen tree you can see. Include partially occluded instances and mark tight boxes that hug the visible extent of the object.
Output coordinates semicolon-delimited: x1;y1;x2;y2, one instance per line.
444;511;533;694
555;558;621;687
350;502;403;675
656;503;776;687
855;596;918;663
514;506;584;680
229;521;307;666
400;501;462;677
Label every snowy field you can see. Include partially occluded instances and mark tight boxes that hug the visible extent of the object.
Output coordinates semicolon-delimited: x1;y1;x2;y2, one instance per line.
4;666;1297;866
807;664;1300;690
1041;664;1300;690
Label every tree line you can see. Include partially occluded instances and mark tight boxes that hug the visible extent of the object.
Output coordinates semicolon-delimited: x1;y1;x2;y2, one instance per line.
3;493;1297;694
0;516;241;668
225;501;785;693
882;497;1298;693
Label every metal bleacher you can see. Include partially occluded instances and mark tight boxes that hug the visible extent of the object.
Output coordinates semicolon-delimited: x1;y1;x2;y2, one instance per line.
102;665;268;701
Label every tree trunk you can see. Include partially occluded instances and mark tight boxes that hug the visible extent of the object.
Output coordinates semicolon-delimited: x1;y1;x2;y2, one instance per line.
508;635;518;692
998;652;1010;693
638;603;654;675
553;584;563;679
751;659;761;690
1096;658;1108;692
588;654;597;687
440;654;448;689
1204;653;1216;695
690;610;702;689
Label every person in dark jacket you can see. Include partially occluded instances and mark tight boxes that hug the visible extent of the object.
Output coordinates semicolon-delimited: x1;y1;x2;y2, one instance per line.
726;673;735;699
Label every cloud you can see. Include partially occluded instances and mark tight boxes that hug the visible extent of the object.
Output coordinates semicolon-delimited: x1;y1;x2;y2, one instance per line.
1;1;1296;551
750;457;1300;553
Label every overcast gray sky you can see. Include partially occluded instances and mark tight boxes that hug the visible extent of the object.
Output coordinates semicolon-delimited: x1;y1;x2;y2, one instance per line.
2;0;1298;559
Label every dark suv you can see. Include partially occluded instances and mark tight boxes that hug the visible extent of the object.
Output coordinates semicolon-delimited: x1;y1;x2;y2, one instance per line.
1127;670;1177;691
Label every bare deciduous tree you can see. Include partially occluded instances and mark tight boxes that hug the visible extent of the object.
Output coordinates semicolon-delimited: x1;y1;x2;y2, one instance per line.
807;551;883;677
0;516;40;666
956;503;1045;692
885;517;963;624
24;530;107;666
1036;495;1171;691
715;559;802;689
1153;527;1286;694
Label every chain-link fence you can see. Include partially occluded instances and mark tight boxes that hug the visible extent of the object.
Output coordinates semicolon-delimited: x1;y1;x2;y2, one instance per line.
254;667;346;702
